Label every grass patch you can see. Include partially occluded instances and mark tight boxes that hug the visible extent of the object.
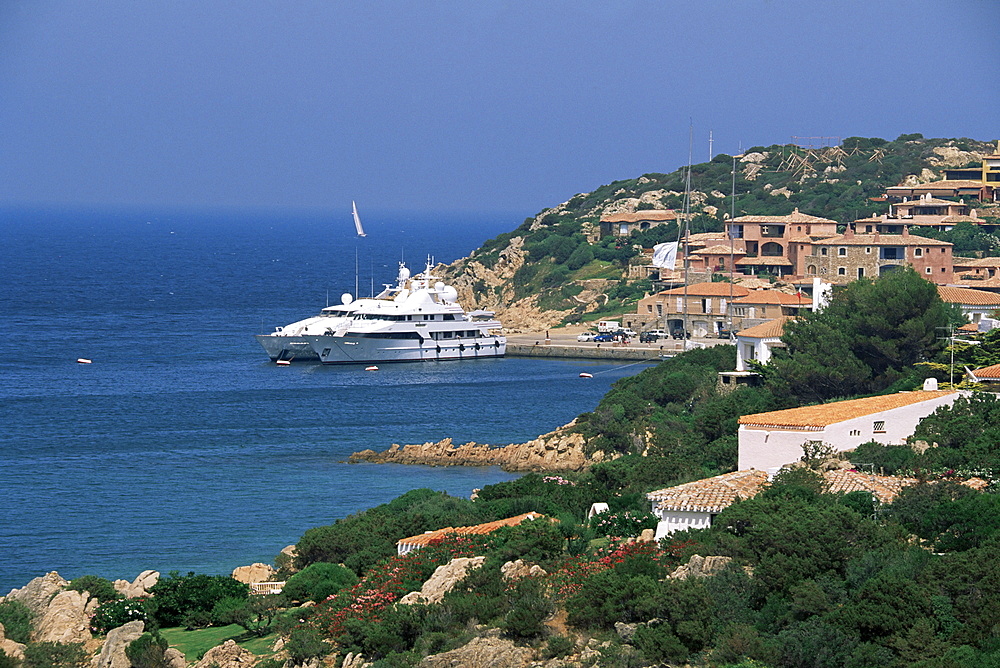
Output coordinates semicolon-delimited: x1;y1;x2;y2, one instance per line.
160;625;278;661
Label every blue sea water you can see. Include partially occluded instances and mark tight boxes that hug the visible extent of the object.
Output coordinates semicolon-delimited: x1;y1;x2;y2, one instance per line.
0;206;650;592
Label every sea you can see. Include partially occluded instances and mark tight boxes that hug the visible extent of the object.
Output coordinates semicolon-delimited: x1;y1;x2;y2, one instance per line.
0;205;652;593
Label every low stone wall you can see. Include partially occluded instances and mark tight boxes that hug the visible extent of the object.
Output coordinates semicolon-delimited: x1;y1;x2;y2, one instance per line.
507;343;670;361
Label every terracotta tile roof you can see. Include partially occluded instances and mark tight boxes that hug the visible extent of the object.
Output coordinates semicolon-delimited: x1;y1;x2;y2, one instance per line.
955;276;1000;289
734;290;810;306
648;468;990;515
692;244;738;255
888;180;990;190
658;282;751;297
601;210;677;223
937;285;1000;306
960;257;1000;268
822;470;920;504
688;232;730;242
738;316;793;339
813;234;951;247
647;470;770;514
970;363;1000;381
940;215;985;223
396;512;546;549
731;208;837;225
735;256;793;266
957;323;979;332
738;391;958;430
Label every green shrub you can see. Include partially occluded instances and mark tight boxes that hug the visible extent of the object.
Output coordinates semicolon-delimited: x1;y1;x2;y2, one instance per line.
90;598;149;635
543;634;574;659
254;658;284;668
0;650;19;668
285;628;330;664
180;610;212;630
67;575;119;603
146;572;249;628
283;563;358;603
0;600;33;644
22;642;88;668
501;579;551;639
125;632;169;668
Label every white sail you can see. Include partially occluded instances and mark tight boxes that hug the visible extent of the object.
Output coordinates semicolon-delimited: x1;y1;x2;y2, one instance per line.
352;201;366;237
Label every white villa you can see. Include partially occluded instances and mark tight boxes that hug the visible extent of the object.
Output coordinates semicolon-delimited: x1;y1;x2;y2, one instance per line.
735;317;792;371
737;389;960;472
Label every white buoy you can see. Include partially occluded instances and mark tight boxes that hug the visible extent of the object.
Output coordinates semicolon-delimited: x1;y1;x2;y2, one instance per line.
276;359;291;366
76;358;92;364
365;365;379;371
579;372;593;378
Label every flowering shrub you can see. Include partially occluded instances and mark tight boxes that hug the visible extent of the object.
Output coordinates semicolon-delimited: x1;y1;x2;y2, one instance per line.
546;540;670;599
541;475;576;486
308;534;487;641
90;598;148;634
590;510;658;539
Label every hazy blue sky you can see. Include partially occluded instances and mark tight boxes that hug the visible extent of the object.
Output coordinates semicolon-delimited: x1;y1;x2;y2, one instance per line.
1;1;996;217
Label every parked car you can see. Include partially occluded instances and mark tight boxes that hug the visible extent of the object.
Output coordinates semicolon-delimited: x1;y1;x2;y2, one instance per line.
593;333;614;343
671;329;688;340
639;332;659;343
646;329;669;338
577;332;596;342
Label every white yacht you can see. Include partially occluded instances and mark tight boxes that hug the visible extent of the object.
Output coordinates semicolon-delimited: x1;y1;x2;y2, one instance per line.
301;259;506;365
255;300;375;362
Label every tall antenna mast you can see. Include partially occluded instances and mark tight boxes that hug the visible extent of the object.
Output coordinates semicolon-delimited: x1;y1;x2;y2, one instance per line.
682;122;693;347
709;129;713;162
728;151;737;338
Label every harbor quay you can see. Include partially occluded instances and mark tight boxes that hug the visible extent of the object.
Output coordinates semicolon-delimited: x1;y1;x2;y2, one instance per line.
504;329;727;361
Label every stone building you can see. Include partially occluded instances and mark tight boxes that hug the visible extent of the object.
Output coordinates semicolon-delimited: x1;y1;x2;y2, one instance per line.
805;226;953;284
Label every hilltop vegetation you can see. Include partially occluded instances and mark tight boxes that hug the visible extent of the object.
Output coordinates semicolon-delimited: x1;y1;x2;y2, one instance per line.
444;134;999;327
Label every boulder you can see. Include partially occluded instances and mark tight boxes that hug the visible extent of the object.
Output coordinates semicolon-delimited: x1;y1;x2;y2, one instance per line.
193;639;257;668
615;621;638;642
669;555;735;581
500;560;547;582
33;589;92;644
399;556;486;605
164;648;186;668
91;620;144;668
342;652;371;668
5;572;68;618
0;622;26;660
231;563;276;585
420;635;535;668
124;571;159;599
638;528;656;543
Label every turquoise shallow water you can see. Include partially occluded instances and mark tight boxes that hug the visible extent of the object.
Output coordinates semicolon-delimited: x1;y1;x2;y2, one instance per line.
0;207;650;591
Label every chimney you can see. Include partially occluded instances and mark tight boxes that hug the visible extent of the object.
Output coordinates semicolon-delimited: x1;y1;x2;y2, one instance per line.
844;224;855;238
902;225;910;237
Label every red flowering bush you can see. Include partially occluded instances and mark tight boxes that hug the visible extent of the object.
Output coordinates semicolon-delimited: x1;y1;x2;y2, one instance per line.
546;539;672;599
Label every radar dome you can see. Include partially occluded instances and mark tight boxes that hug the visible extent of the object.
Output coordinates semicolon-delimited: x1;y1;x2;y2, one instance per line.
341;293;354;305
440;285;459;303
398;265;411;282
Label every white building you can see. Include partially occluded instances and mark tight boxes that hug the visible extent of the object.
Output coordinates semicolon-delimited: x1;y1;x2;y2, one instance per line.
738;390;960;472
647;470;769;540
735;317;792;371
937;286;1000;328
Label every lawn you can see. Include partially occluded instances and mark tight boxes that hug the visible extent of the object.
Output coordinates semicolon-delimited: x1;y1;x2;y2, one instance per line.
160;624;278;661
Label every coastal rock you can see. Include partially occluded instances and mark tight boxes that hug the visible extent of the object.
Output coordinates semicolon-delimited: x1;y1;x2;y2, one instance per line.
638;528;656;543
0;623;26;660
33;589;93;643
164;648;186;668
129;571;159;598
193;639;256;668
91;620;144;668
669;555;735;581
500;560;547;582
350;420;612;473
5;572;68;618
400;556;486;605
420;635;535;668
343;651;372;668
232;563;276;585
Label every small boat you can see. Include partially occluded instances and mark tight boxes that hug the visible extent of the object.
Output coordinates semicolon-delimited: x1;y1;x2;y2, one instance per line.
353;201;366;237
76;358;92;364
276;359;291;366
365;365;379;371
579;372;593;378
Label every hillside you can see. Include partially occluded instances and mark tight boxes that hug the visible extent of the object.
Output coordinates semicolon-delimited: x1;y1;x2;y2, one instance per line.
441;134;999;330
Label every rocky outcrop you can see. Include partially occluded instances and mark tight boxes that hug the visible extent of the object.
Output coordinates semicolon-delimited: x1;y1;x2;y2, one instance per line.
669;555;736;581
5;572;68;618
232;563;276;584
113;571;159;599
351;420;612;472
34;589;95;644
0;623;26;660
91;620;144;668
193;640;257;668
421;631;535;668
164;648;186;668
500;560;547;582
399;556;486;605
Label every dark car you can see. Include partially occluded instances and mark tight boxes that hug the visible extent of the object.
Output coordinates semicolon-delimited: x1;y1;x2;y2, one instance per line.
671;329;688;340
593;333;614;343
639;332;659;343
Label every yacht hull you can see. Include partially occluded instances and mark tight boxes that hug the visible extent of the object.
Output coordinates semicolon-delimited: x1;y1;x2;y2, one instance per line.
304;334;506;364
255;334;322;361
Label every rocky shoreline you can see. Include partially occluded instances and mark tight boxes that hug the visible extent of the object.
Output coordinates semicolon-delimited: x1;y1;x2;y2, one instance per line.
349;420;616;472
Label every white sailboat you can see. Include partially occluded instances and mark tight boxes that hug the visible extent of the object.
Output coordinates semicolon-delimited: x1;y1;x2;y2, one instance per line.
352;200;366;237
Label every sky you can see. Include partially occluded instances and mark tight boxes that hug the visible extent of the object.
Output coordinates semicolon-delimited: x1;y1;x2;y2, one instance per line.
0;1;997;217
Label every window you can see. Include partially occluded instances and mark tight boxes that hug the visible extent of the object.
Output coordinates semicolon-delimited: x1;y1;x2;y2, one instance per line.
865;247;871;254
858;267;865;279
821;248;828;256
915;248;923;257
646;304;653;313
838;247;847;256
838;267;846;276
873;420;886;433
925;267;932;274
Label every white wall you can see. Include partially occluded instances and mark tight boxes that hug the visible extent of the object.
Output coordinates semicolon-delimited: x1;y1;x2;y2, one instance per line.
652;508;713;541
738;392;959;471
